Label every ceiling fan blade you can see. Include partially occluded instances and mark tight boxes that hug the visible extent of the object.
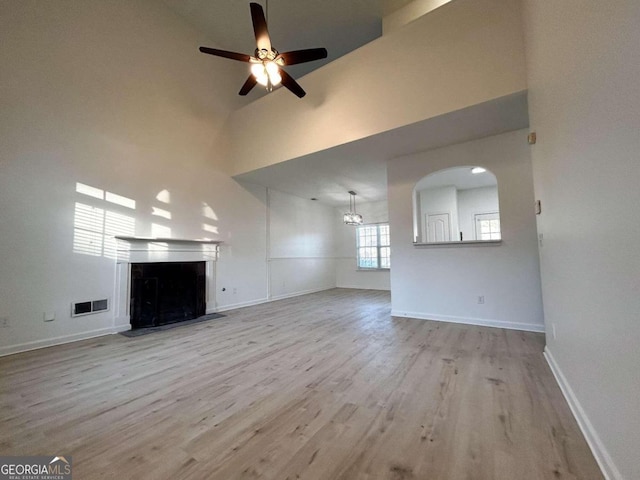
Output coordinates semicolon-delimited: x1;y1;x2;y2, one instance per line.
199;47;252;62
279;69;306;98
276;48;328;66
250;3;272;52
238;75;258;96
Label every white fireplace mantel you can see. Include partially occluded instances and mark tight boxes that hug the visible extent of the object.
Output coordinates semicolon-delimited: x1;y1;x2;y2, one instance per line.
115;237;222;264
115;236;222;244
113;237;222;330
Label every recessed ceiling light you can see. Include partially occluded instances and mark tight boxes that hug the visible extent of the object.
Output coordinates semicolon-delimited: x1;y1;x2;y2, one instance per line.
471;167;486;174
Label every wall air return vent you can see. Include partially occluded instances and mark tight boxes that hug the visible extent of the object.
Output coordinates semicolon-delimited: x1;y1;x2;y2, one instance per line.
71;298;109;317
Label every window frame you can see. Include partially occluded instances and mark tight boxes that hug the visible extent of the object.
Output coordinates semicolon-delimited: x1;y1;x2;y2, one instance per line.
474;212;501;241
356;222;390;271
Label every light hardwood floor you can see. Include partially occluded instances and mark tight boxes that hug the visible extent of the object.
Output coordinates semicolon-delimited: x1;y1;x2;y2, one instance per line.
0;289;602;479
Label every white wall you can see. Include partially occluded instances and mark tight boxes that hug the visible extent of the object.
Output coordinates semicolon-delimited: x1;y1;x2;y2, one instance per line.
457;186;499;241
523;2;640;478
0;0;336;355
227;0;527;175
383;0;451;35
335;201;391;290
388;129;544;332
268;190;337;300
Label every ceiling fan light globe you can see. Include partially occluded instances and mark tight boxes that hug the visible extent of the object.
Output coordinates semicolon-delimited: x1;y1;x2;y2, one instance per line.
270;72;282;86
251;63;264;77
265;61;279;76
256;73;269;86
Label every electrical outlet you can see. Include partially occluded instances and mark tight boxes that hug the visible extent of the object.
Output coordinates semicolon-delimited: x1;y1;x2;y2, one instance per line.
477;296;485;305
552;323;557;340
0;317;9;328
232;287;237;295
538;233;544;247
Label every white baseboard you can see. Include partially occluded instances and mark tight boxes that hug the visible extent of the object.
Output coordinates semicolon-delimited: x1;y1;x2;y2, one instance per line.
270;286;335;301
0;324;131;358
216;286;336;312
336;284;391;291
215;297;270;312
390;310;545;333
544;347;622;480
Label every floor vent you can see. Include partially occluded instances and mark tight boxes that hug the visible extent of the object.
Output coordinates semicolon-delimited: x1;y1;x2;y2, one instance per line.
72;298;109;317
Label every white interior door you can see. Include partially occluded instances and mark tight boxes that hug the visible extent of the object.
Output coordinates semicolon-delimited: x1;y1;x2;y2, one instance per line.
425;213;451;242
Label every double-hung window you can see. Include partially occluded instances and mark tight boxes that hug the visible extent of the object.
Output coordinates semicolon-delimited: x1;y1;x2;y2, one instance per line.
474;212;501;240
357;224;390;269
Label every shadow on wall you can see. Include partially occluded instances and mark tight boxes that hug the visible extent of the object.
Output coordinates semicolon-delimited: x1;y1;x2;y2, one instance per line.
73;182;137;259
73;183;221;259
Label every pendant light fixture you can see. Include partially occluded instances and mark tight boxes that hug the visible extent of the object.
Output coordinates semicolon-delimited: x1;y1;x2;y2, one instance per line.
343;191;363;226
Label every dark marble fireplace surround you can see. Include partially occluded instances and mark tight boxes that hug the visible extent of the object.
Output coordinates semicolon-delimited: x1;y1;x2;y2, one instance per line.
130;261;206;329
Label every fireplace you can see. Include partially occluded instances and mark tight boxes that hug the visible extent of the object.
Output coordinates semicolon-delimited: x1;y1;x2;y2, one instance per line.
113;237;220;332
130;261;206;329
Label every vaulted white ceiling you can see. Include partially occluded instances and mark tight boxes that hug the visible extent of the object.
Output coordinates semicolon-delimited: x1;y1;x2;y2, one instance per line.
158;0;529;207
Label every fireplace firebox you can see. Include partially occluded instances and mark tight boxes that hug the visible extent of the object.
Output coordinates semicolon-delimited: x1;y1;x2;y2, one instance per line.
130;261;206;329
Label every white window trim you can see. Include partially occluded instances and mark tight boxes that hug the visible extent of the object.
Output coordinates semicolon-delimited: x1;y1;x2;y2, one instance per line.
474;211;501;241
356;222;390;271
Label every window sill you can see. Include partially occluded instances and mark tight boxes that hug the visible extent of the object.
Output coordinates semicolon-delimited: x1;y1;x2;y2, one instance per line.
357;268;390;271
413;240;502;247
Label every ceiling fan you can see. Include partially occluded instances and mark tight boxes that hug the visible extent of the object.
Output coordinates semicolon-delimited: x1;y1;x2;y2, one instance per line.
199;2;328;98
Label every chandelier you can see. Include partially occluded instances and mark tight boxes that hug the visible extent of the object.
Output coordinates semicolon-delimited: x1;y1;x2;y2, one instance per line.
343;191;363;226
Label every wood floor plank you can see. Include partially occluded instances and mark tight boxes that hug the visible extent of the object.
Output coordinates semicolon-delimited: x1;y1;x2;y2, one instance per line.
0;289;602;479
